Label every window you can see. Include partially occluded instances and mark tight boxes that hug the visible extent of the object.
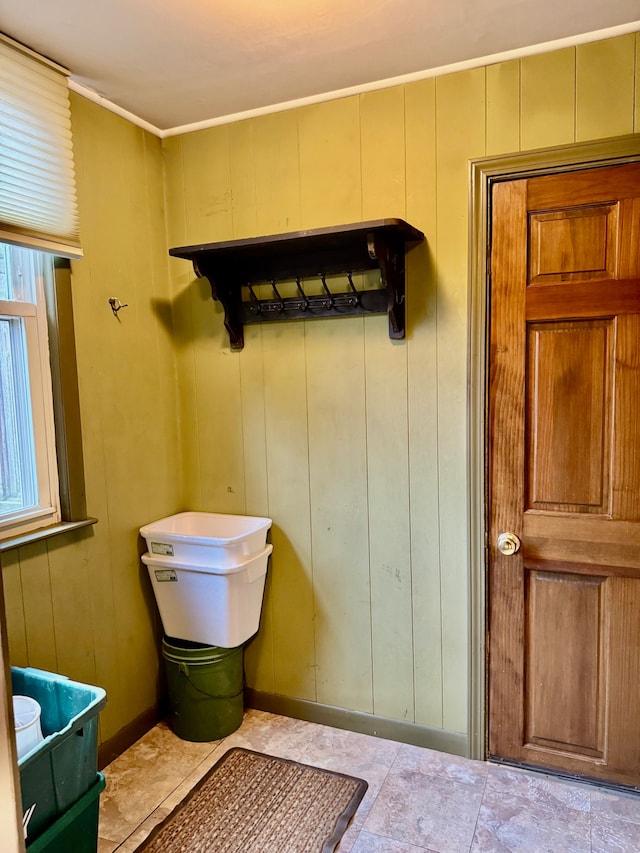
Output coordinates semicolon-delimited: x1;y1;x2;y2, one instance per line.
0;36;91;548
0;243;60;536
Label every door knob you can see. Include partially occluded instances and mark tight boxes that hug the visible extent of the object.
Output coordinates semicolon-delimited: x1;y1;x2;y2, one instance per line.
497;532;521;556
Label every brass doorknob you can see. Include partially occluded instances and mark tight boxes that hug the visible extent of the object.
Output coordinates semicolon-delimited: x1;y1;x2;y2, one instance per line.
497;532;521;556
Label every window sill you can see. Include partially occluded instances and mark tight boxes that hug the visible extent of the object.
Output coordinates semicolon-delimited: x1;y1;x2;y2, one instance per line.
0;518;97;553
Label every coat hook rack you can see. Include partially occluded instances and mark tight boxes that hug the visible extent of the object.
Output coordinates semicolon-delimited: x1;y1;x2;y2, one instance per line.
169;219;424;350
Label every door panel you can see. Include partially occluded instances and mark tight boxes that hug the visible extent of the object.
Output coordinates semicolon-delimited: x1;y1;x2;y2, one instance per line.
488;162;640;787
525;569;606;759
528;203;619;284
526;319;614;513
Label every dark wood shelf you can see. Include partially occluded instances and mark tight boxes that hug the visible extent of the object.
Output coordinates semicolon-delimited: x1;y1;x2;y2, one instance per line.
169;219;424;349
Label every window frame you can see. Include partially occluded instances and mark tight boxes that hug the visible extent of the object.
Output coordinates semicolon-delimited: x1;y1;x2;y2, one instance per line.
0;252;95;551
0;246;60;536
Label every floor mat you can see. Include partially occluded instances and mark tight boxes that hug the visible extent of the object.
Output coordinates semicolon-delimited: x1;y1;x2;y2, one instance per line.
135;746;368;852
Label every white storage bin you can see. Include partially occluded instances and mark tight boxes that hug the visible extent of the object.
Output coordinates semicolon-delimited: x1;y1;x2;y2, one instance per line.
140;512;272;567
142;544;272;648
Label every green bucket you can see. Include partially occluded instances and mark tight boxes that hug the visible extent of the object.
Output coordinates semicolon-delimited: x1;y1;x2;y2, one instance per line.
162;636;244;742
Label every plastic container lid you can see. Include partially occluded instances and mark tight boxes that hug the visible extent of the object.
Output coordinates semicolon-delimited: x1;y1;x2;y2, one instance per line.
140;511;272;546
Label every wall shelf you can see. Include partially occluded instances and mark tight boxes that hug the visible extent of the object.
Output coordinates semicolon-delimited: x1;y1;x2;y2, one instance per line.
169;218;424;350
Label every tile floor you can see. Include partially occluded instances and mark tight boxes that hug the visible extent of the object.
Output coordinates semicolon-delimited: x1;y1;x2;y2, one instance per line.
98;710;640;852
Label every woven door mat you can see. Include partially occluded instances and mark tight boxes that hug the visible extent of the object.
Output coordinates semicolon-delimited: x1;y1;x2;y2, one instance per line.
135;747;368;853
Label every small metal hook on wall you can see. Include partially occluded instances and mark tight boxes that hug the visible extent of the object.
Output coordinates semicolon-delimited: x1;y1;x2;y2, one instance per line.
108;297;129;317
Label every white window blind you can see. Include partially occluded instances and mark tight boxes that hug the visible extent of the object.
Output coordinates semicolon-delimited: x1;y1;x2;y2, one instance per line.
0;35;82;258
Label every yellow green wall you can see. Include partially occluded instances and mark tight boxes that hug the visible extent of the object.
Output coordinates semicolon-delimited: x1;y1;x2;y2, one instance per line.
2;32;639;752
2;94;180;745
164;32;640;739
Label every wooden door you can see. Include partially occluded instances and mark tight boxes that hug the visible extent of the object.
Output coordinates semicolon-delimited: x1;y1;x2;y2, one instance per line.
488;162;640;787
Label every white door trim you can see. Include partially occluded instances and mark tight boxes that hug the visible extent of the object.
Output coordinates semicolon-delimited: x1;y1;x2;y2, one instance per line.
467;133;640;761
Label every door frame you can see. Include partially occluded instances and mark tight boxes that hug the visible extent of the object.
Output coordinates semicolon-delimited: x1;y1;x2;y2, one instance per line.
467;133;640;762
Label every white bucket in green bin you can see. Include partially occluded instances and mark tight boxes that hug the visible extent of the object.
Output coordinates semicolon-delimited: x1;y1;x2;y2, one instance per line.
162;636;244;742
13;695;43;760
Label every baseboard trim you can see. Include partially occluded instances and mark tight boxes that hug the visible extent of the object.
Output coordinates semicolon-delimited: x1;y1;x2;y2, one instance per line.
97;705;161;769
245;689;468;757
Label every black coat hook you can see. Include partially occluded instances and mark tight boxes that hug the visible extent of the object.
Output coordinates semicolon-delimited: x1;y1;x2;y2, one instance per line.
108;297;128;317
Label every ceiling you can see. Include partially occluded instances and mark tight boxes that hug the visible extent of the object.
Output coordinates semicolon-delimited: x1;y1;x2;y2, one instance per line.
1;1;639;132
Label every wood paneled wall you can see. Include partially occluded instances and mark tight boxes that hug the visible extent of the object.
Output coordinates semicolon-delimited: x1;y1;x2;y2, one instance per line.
1;32;638;752
1;95;180;744
165;33;640;738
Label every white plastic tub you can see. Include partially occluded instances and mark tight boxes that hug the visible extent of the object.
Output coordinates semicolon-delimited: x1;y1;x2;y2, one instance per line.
140;512;272;567
142;544;272;648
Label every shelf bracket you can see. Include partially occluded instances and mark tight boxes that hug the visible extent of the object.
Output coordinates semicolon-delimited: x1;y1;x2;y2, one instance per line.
370;232;406;339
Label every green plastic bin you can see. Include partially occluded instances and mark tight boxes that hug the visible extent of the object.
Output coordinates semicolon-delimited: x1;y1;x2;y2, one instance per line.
12;667;107;844
27;772;105;853
162;635;243;741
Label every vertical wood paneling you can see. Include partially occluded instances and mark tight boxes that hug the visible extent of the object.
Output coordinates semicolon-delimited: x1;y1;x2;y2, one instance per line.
163;135;197;509
244;110;305;690
405;77;444;728
306;320;372;711
18;544;57;673
435;68;486;732
1;552;27;666
138;125;185;722
360;87;414;720
69;96;125;736
237;290;270;690
229;120;258;238
364;322;414;719
239;339;268;517
181;128;246;513
76;97;178;731
262;324;315;700
299;97;362;228
521;49;576;150
80;113;162;722
141;132;182;521
228;123;269;521
297;95;369;711
253;110;301;234
84;538;122;741
181;127;230;512
47;532;96;685
576;36;636;141
360;87;406;219
181;128;234;244
486;61;520;155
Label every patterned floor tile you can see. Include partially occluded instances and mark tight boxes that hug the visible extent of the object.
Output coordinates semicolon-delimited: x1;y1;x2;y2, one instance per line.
470;765;591;853
300;725;401;826
363;766;483;853
100;713;640;853
393;743;488;789
591;809;640;853
351;831;439;852
98;721;218;842
591;787;640;825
